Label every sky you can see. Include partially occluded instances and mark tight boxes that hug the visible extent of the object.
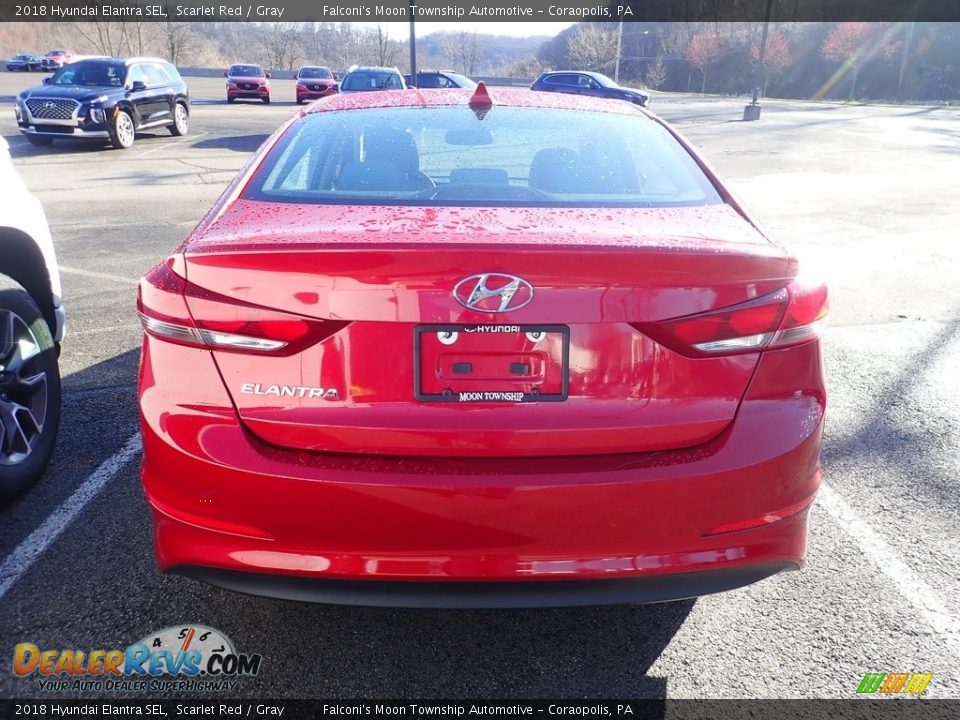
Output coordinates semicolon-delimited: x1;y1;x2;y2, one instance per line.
354;21;574;39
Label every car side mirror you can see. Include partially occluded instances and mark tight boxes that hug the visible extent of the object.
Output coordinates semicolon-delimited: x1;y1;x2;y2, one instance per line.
332;84;339;92
223;71;228;77
43;77;52;85
130;80;147;92
291;73;297;79
265;72;272;79
333;74;339;81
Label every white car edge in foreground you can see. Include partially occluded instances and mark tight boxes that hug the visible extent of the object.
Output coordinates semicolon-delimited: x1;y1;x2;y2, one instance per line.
0;135;64;499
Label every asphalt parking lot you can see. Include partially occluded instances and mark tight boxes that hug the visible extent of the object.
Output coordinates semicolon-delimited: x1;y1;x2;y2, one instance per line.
1;72;959;699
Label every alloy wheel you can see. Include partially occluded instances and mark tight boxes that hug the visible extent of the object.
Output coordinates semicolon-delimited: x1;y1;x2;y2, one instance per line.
0;309;48;466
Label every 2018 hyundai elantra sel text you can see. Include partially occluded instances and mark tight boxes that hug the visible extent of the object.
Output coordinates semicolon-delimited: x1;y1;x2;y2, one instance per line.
137;86;827;608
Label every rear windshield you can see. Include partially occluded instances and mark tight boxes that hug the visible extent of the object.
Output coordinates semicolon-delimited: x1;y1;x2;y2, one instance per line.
244;106;723;208
342;72;402;91
299;67;333;79
230;65;263;77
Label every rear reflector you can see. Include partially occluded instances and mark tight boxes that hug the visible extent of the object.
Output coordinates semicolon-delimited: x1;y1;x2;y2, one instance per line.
704;496;815;536
137;258;348;355
634;279;827;357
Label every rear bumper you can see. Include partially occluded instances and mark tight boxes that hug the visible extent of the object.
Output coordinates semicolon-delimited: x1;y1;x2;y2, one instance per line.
174;562;796;608
139;336;825;603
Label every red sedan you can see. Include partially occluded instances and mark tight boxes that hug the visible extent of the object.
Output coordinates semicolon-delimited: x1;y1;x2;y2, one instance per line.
294;65;338;104
137;86;827;607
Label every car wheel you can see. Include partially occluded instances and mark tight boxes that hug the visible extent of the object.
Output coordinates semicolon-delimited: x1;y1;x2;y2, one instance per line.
25;135;53;147
296;98;303;105
262;96;270;105
110;110;135;149
227;96;235;104
0;287;61;502
169;102;189;136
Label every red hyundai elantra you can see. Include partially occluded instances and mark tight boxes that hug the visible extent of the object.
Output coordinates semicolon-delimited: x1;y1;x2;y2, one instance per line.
137;86;827;607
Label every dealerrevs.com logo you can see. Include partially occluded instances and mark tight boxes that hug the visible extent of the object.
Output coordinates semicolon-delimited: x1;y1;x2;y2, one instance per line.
856;672;933;695
13;625;262;693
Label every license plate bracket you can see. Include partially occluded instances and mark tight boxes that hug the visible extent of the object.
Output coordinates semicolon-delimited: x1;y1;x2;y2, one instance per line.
415;324;569;403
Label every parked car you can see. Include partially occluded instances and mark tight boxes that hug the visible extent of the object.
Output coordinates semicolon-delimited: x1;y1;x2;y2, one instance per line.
6;54;45;72
293;66;338;104
14;57;189;150
225;64;270;104
404;70;477;89
338;66;405;94
0;136;64;501
532;71;650;107
44;49;74;68
137;87;827;607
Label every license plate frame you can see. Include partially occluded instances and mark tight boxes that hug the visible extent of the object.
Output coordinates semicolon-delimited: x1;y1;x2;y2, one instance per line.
414;324;570;403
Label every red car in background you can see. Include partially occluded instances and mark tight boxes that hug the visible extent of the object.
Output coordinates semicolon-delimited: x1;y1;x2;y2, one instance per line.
294;65;338;104
137;87;827;608
225;63;270;104
44;49;73;68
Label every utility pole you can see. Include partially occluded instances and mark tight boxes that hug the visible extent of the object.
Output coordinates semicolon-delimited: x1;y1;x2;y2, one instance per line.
408;0;417;80
614;21;623;83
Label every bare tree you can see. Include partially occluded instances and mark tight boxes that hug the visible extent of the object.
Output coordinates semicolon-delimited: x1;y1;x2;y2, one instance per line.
645;55;668;89
373;25;399;67
160;22;195;65
439;31;481;75
261;23;302;70
567;23;619;73
328;23;361;71
66;22;127;56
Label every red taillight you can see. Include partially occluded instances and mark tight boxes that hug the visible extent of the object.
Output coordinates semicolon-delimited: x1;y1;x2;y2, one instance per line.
634;279;828;357
137;259;348;355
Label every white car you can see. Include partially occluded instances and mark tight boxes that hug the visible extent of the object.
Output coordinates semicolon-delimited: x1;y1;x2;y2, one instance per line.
0;136;64;499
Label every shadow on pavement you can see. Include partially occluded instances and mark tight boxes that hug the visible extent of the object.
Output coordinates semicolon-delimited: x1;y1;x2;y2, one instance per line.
192;133;269;152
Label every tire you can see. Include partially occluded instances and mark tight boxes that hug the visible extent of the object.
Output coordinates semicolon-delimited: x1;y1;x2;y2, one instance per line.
0;287;61;502
110;110;135;149
168;102;189;136
262;96;270;105
227;96;235;104
25;135;53;147
296;98;303;105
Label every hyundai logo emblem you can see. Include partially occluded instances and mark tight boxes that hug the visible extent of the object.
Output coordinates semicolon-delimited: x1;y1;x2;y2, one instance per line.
453;273;534;313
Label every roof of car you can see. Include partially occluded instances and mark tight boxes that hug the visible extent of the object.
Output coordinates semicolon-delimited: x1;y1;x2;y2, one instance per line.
302;87;649;118
64;56;170;65
346;66;401;73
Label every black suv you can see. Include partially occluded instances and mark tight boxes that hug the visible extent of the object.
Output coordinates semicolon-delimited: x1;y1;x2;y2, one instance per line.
531;71;650;108
14;57;190;150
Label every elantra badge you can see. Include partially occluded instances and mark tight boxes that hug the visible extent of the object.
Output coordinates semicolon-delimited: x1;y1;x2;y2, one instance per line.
453;273;534;313
240;383;339;400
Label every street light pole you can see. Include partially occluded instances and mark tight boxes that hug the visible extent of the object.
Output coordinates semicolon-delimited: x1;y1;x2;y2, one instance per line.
743;0;773;121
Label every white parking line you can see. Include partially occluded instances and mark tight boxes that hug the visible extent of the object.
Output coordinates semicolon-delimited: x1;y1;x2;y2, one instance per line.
817;482;960;657
0;434;142;601
59;266;139;286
